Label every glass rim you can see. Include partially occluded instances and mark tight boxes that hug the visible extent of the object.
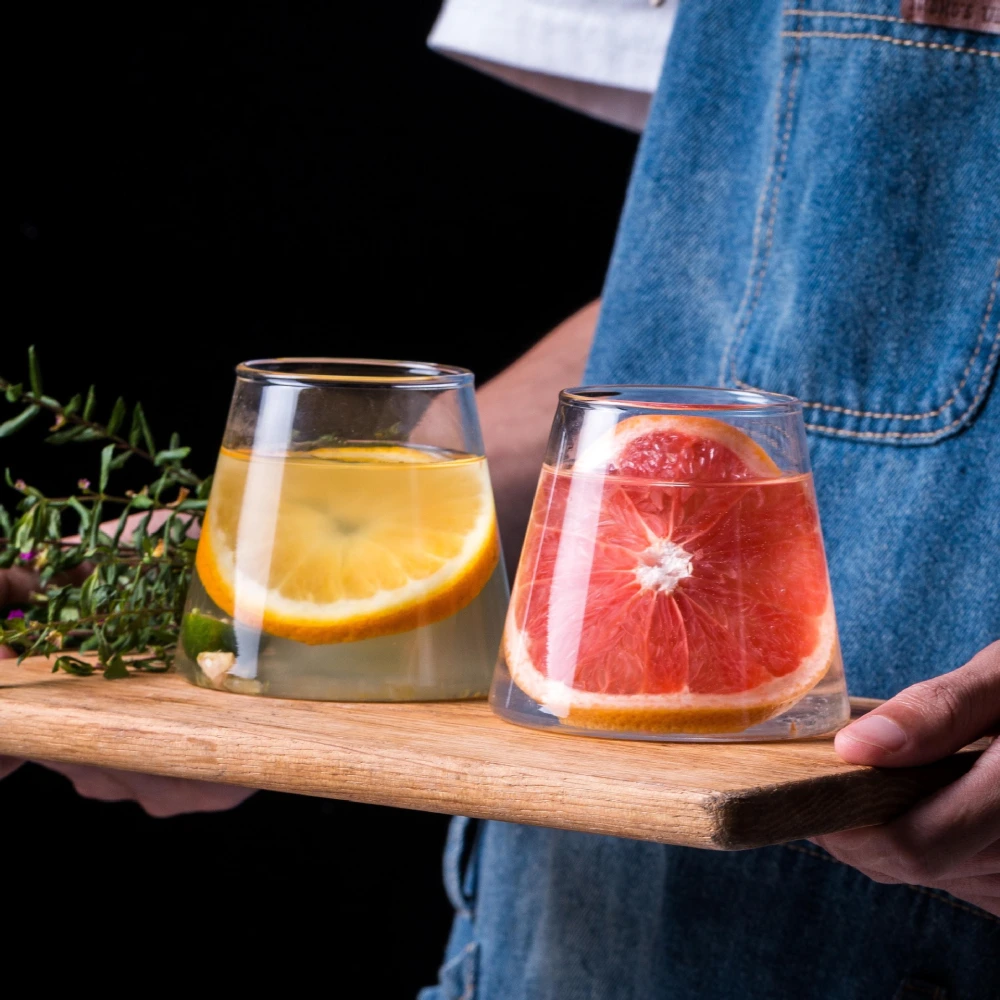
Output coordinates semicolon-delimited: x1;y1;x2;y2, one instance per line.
559;384;803;413
235;357;474;388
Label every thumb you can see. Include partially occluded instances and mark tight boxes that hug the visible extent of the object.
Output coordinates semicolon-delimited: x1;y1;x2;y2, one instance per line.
835;641;1000;767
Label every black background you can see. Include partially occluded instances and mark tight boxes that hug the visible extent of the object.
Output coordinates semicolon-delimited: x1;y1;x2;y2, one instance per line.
6;4;637;994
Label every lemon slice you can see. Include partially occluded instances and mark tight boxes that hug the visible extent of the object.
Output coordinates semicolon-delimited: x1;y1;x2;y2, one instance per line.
196;445;499;644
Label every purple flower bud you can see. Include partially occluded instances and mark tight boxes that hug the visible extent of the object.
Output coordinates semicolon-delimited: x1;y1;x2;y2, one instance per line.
14;480;26;492
6;609;25;619
77;478;91;491
19;552;35;562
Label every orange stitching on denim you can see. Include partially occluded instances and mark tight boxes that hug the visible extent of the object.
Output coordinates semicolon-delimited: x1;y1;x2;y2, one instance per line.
458;941;478;1000
784;257;1000;422
800;257;1000;420
781;30;1000;58
739;257;1000;424
722;17;1000;438
803;319;1000;439
784;9;907;24
437;941;479;1000
720;28;803;387
783;844;1000;923
718;13;797;388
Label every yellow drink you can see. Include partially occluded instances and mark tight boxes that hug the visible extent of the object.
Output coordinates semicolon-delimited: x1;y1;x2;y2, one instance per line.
177;445;508;699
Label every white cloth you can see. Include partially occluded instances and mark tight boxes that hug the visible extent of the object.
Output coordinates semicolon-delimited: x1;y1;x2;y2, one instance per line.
428;0;679;132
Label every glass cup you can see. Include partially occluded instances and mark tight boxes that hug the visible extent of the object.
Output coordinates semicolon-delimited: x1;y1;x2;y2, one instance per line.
177;358;508;700
490;386;850;741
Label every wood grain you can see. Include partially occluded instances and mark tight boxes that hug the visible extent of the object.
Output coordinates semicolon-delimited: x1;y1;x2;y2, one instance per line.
0;657;984;850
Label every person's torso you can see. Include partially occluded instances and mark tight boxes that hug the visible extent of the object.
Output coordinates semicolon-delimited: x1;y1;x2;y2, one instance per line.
423;6;1000;999
587;0;1000;697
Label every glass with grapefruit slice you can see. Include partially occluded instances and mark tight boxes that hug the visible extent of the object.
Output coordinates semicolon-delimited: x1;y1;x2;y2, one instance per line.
176;359;508;700
491;387;850;741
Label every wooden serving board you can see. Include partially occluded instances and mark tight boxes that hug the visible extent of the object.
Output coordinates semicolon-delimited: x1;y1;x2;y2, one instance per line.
0;657;984;850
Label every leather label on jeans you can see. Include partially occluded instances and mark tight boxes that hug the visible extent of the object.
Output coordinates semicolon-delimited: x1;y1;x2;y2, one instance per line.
900;1;1000;34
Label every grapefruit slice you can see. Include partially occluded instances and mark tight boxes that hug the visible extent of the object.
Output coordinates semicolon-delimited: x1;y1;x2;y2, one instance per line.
504;415;837;733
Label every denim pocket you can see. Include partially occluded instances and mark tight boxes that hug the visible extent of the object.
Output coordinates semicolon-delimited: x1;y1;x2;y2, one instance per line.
722;4;1000;444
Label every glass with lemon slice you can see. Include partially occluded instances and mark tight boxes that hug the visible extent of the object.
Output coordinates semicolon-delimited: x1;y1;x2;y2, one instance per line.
176;359;508;700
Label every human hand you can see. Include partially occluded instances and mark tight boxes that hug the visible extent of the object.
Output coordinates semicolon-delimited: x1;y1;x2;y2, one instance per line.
31;761;255;817
814;641;1000;917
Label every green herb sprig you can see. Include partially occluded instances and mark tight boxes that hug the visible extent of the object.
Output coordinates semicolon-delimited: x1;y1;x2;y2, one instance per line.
0;347;211;677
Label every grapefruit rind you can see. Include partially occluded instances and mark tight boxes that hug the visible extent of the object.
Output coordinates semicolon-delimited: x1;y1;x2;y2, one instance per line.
577;414;781;479
503;601;838;734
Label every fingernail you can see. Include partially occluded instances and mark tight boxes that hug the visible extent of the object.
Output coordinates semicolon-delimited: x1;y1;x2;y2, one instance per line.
841;714;907;752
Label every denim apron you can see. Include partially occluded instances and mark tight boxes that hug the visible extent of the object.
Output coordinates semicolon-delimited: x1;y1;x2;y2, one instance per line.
422;2;1000;997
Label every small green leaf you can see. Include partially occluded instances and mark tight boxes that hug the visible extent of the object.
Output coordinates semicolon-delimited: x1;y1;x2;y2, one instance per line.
68;496;92;532
45;505;62;538
109;450;132;470
4;383;23;404
79;570;98;615
132;402;155;455
132;511;152;545
103;655;129;680
27;346;43;397
99;443;115;493
107;397;127;437
82;385;97;421
45;425;87;445
128;404;142;447
63;393;83;417
87;499;104;548
14;516;36;553
111;502;134;545
150;475;169;502
55;655;96;677
154;446;191;465
0;405;40;438
168;514;189;544
73;428;106;442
